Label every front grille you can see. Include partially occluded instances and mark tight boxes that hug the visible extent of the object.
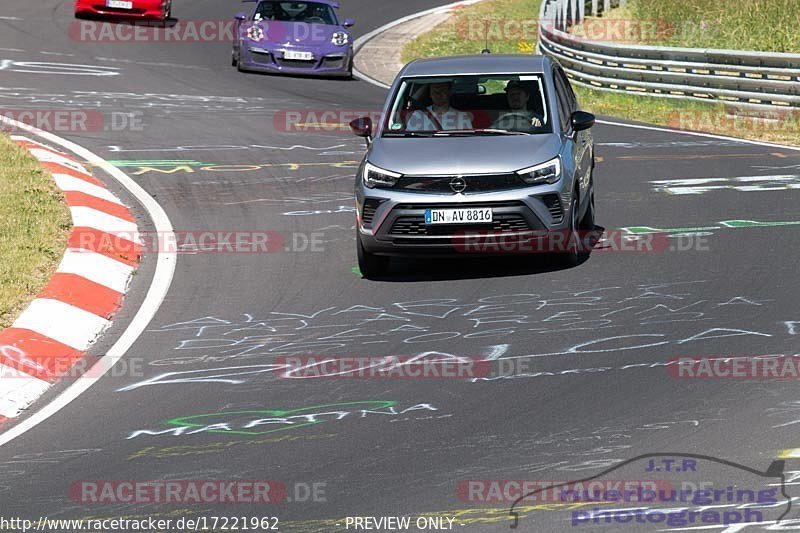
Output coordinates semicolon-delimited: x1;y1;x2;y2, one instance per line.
394;200;527;210
362;198;386;226
390;213;531;236
541;194;563;222
277;58;318;69
395;174;524;194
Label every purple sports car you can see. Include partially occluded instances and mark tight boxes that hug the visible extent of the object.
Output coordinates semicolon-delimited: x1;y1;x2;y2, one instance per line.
232;0;355;78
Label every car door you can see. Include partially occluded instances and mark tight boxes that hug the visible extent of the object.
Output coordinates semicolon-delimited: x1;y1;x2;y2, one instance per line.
553;67;592;202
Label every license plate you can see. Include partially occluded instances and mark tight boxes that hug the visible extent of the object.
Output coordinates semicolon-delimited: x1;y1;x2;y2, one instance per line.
284;50;314;61
425;208;492;225
106;0;133;8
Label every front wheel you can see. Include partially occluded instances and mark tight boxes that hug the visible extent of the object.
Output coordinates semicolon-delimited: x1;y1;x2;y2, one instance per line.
579;180;595;230
553;189;580;267
236;54;248;72
357;235;389;278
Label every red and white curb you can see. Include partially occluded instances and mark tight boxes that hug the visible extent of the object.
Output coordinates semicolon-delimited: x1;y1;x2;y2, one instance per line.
0;135;141;425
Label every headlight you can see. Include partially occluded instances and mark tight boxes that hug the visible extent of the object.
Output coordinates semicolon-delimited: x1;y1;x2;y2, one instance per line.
517;157;561;185
247;25;264;42
331;31;349;46
362;162;401;189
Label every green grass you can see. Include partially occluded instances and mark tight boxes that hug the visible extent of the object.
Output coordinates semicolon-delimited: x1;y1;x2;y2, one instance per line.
0;134;71;329
400;0;800;147
401;0;538;62
623;0;800;52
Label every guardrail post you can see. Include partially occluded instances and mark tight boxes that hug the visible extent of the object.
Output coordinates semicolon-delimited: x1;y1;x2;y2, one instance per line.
591;0;598;17
603;0;610;15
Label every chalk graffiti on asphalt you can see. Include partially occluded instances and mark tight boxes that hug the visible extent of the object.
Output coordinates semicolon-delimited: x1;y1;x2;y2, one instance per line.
126;401;445;439
141;281;782;367
651;175;800;195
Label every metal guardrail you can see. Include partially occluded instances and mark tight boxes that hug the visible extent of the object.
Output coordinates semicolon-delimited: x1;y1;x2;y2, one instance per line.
537;0;800;108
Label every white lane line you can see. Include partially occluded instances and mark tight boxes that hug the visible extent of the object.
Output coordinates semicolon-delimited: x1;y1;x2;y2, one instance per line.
57;250;135;293
12;299;110;351
597;119;800;152
52;173;124;204
69;205;139;235
0;366;51;418
0;116;176;448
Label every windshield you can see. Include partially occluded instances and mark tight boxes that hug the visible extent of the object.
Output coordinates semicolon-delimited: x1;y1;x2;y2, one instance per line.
253;1;338;25
382;74;551;136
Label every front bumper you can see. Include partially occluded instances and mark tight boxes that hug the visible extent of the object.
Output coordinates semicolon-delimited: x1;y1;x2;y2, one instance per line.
357;185;574;256
240;45;353;76
75;0;166;18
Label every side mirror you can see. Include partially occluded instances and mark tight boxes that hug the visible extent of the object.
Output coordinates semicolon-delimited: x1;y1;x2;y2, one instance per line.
342;18;355;28
349;116;372;138
571;110;595;132
235;12;247;21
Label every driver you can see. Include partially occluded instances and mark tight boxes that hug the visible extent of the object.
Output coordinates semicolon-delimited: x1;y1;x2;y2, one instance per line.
492;80;544;131
406;81;473;132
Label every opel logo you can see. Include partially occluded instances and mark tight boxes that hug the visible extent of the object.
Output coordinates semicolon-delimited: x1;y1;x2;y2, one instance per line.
449;176;467;193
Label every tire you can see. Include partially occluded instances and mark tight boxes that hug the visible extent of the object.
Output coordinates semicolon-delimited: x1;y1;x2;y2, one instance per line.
579;178;595;230
236;54;248;72
553;188;580;267
231;52;238;67
357;235;389;278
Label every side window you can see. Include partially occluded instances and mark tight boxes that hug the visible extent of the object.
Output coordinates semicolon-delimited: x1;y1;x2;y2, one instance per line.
552;69;571;131
556;68;578;113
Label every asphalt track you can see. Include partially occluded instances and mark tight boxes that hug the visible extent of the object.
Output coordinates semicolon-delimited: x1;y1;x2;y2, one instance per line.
2;1;800;531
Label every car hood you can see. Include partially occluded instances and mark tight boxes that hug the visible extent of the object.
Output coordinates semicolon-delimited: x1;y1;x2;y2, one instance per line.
368;134;562;175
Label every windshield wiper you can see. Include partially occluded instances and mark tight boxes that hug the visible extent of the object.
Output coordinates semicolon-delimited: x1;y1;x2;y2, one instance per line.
433;129;531;136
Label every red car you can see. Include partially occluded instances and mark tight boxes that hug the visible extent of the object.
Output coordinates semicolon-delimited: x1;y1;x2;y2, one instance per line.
74;0;172;20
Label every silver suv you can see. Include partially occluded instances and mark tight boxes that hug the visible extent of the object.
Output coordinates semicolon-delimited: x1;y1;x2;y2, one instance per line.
350;54;595;277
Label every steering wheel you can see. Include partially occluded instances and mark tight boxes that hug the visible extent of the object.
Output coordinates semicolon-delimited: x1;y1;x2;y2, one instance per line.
492;112;537;131
305;16;325;23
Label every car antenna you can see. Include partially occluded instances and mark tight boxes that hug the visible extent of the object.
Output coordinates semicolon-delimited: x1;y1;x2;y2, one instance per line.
481;21;491;53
